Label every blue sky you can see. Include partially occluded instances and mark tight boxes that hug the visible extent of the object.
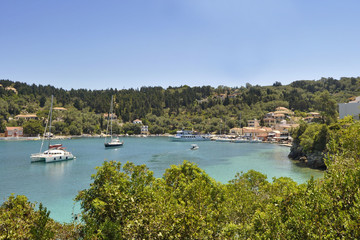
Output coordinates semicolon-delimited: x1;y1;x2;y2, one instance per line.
1;0;360;90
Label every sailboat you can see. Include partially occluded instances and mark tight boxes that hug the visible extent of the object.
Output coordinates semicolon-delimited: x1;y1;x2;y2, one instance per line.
30;95;75;163
104;96;123;148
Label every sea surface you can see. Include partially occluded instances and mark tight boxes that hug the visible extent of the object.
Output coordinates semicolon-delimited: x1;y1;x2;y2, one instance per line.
0;137;323;223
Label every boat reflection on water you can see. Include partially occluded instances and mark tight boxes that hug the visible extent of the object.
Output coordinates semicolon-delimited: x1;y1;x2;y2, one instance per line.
31;158;76;180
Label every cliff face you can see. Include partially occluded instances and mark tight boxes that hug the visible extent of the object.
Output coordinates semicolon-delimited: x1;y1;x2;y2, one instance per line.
288;142;326;170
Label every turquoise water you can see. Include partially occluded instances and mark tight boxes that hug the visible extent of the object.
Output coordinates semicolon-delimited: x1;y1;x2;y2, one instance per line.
0;137;323;223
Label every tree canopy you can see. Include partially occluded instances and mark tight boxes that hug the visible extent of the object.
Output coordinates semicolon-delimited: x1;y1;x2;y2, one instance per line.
1;77;359;135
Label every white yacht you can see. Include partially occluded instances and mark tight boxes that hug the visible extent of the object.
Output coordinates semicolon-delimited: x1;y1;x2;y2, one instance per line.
231;137;249;143
170;129;211;141
104;95;123;148
31;96;75;163
31;144;75;163
105;138;123;147
214;136;233;142
249;138;263;143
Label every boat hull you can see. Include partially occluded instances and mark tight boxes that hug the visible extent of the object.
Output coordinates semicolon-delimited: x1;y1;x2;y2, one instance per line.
31;147;75;163
170;136;211;142
104;142;123;147
45;154;75;163
30;154;46;162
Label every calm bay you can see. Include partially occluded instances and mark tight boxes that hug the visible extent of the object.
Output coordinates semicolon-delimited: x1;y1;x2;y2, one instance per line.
0;137;323;223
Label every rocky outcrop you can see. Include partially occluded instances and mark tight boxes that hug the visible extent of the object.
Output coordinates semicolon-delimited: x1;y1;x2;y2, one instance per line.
288;142;326;170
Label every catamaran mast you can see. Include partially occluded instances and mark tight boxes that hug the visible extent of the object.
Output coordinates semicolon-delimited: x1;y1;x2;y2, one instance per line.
48;95;54;148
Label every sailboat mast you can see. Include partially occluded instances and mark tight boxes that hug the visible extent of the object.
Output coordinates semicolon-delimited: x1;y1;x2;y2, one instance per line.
110;95;113;140
48;95;54;147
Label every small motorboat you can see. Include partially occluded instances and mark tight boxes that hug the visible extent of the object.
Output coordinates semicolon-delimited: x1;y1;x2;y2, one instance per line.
190;144;199;150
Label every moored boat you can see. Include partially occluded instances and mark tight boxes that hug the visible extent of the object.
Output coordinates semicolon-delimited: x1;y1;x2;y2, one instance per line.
190;144;199;150
232;137;249;143
249;138;262;143
170;129;211;141
104;96;123;148
105;138;123;147
31;144;75;163
30;95;75;163
214;136;233;142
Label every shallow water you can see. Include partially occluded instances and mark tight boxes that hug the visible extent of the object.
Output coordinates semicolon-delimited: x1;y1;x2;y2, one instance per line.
0;137;323;222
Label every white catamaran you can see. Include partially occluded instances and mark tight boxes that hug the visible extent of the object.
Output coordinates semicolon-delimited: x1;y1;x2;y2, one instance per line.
104;95;123;148
30;95;75;163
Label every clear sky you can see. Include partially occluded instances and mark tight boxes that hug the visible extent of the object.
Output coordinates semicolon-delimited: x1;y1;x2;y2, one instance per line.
1;0;360;90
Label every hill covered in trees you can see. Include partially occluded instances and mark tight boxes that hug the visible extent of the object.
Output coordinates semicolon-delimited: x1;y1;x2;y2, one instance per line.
0;77;359;135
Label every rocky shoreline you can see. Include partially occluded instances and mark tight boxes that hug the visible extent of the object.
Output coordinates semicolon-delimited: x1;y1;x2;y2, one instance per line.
288;142;326;170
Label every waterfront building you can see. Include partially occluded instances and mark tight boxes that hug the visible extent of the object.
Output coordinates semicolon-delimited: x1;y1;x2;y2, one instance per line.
229;127;243;135
247;119;260;128
141;125;149;135
5;127;23;137
243;127;266;138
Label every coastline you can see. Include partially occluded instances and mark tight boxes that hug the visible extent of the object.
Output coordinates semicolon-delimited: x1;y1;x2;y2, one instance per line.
0;134;172;141
0;134;293;146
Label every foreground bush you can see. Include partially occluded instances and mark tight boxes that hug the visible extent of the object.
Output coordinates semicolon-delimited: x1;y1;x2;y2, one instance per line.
0;194;80;239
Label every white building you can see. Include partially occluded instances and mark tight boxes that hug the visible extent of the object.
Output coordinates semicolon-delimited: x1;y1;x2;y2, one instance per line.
133;119;142;124
339;97;360;120
141;125;149;135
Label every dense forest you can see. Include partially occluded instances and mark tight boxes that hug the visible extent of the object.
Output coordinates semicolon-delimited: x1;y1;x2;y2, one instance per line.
1;118;360;239
1;77;359;135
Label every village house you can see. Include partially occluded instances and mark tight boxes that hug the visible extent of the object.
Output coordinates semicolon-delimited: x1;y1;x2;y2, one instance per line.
5;87;17;94
304;112;321;123
274;107;294;116
274;113;285;122
263;107;295;128
15;114;38;120
229;127;243;135
274;123;299;141
247;119;260;128
133;119;142;124
103;113;117;120
141;125;149;135
5;127;23;137
265;112;274;118
242;127;267;139
263;117;277;127
257;127;272;141
267;130;281;141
